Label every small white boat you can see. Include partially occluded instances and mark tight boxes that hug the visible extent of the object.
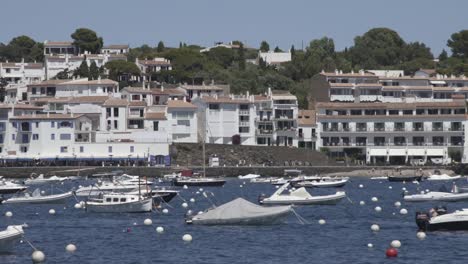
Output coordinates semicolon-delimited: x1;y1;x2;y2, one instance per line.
0;179;27;194
3;189;73;204
370;176;387;180
238;174;261;180
75;182;140;197
426;174;461;181
250;177;279;183
416;206;468;231
271;178;289;186
163;172;181;180
0;225;25;253
187;198;291;225
405;191;468;202
86;193;153;213
24;174;67;185
259;183;346;205
114;174;153;185
293;177;349;188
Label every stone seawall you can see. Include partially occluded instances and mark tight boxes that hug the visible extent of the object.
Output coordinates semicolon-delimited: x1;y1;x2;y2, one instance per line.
0;165;453;178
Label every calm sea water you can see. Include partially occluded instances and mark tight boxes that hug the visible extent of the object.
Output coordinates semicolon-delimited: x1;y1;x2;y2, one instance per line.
2;177;468;263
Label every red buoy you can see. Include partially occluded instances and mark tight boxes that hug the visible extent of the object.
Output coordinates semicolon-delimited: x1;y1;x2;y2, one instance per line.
386;248;398;258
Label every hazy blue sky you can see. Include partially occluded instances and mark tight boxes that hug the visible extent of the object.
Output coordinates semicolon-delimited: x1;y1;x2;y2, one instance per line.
1;0;466;55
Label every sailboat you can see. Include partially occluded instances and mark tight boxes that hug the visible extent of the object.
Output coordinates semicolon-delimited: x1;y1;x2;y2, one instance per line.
172;109;226;187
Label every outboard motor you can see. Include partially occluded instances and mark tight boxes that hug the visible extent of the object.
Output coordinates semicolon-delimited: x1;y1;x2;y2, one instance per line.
415;211;430;231
258;194;265;204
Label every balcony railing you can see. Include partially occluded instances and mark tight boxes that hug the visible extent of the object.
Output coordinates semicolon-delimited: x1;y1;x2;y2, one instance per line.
239;110;250;115
239;121;250;127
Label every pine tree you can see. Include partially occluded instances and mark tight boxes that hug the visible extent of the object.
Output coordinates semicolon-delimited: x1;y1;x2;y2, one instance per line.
439;49;448;61
75;60;89;78
238;42;246;71
290;45;296;59
260;41;270;52
157;41;165;53
89;61;99;80
274;46;282;52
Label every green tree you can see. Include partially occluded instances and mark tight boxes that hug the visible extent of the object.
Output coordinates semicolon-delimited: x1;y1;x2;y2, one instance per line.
290;45;296;60
349;28;406;68
439;49;448;61
274;46;282;52
156;41;165;53
447;30;468;58
206;47;235;68
74;60;89;78
89;61;99;80
105;60;141;82
238;42;246;71
404;42;433;61
0;35;44;62
54;69;72;79
0;77;7;102
71;28;103;54
260;41;270;52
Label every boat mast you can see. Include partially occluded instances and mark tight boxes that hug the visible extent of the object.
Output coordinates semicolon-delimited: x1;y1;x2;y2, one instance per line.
202;107;206;178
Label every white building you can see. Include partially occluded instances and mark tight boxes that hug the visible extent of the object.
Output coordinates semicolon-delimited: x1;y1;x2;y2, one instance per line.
101;45;129;55
258;50;292;66
136;58;172;81
1;61;45;103
297;110;317;149
178;83;229;100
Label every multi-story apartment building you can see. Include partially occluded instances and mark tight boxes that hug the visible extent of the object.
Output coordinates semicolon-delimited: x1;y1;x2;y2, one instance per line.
312;70;468;165
297;110;317;150
1;61;45;103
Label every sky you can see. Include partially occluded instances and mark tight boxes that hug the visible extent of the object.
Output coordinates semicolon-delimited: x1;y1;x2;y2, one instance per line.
1;0;467;55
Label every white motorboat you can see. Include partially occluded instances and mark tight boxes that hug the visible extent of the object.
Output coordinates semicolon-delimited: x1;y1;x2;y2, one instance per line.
271;178;289;186
172;177;226;187
238;174;261;180
370;176;388;180
0;179;27;194
75;181;140;197
426;174;461;181
85;193;153;213
293;177;349;188
416;206;468;231
259;183;346;205
0;225;25;253
2;189;73;204
113;174;153;185
250;177;279;183
24;174;67;185
187;198;291;225
405;190;468;202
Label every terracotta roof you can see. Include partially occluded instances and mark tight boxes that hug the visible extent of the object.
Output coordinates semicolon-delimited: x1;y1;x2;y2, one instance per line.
381;86;405;91
418;69;436;75
298;110;316;126
145;112;166;120
32;97;70;104
28;80;69;87
318;114;466;120
316;101;466;110
179;85;224;91
10;114;83;120
103;45;129;49
379;76;429;80
0;104;43;110
253;95;269;101
128;101;146;107
44;41;73;47
24;63;44;69
355;83;383;88
163;88;186;96
68;96;109;104
322;72;377;78
167;100;197;109
122;87;155;94
103;99;128;107
405;86;433;90
0;63;20;68
432;87;455;91
60;79;118;86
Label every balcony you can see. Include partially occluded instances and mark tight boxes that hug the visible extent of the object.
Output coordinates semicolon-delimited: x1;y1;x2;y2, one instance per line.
256;129;273;135
330;95;354;102
412;127;424;132
239;121;250;127
356;127;368;132
274;115;294;120
432;127;444;131
374;127;385;132
239;110;250;116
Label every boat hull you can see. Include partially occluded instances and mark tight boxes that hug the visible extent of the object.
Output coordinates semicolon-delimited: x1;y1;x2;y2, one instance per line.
388;175;422;182
426;221;468;231
172;179;226;187
3;192;73;204
86;199;152;213
0;187;27;195
190;210;291;225
0;227;24;253
261;193;346;205
405;192;468;202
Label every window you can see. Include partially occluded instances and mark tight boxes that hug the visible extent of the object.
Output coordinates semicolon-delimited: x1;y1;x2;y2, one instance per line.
22;134;29;143
153;121;159;131
177;120;190;126
33;134;39;140
209;104;220;110
12;134;15;140
106;108;112;117
130;146;134;153
106;198;111;202
0;135;3;144
114;108;119;117
35;122;39;128
113;120;118;129
60;146;68;153
40;87;45;94
120;198;127;202
59;121;72;128
113;198;119;202
108;146;113;153
239;127;250;133
51;121;55;128
60;134;71;140
51;134;55;140
32;88;37;95
80;146;84;153
20;146;27;153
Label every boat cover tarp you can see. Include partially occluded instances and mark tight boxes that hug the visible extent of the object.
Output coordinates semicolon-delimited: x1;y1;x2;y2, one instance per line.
290;188;313;199
193;198;290;223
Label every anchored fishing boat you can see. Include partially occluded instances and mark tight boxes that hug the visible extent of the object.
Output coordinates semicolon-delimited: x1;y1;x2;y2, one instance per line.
3;189;73;204
85;193;152;213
